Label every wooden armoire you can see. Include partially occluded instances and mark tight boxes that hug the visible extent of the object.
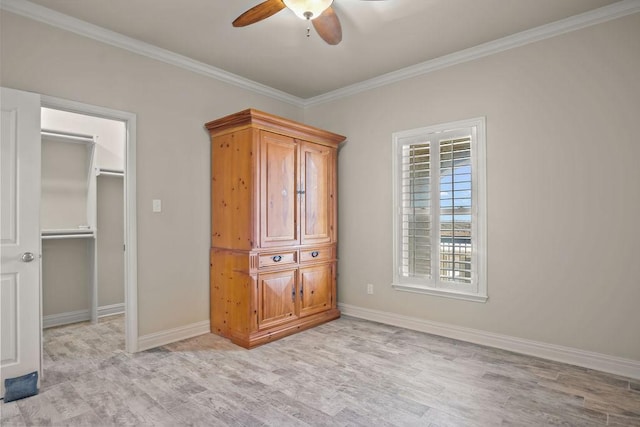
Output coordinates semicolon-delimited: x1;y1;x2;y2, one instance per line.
206;109;346;348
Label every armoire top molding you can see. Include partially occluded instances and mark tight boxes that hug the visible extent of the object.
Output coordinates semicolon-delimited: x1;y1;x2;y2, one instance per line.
205;109;346;147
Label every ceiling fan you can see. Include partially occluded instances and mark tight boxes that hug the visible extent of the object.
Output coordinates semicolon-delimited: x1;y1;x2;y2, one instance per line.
233;0;387;46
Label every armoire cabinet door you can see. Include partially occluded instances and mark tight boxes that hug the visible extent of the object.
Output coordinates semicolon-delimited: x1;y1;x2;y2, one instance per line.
299;264;333;318
260;131;298;248
258;269;298;329
300;142;334;245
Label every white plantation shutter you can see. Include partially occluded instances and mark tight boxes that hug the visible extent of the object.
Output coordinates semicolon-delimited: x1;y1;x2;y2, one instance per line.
400;143;432;278
393;118;487;302
439;137;472;284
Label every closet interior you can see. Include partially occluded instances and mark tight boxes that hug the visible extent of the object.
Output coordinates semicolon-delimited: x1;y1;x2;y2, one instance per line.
40;108;125;328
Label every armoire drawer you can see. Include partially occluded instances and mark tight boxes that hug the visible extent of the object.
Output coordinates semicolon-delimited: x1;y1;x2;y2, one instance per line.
300;247;333;263
258;250;298;269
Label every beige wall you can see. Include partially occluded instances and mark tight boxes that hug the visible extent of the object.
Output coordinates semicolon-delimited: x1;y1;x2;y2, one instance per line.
305;13;640;360
97;175;125;307
0;11;301;335
42;239;92;316
40;136;91;230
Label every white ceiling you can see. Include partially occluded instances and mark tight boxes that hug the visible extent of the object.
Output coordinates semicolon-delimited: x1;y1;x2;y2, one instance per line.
23;0;621;98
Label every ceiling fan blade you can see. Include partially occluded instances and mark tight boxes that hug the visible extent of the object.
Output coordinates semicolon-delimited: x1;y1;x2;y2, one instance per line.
233;0;286;27
312;6;342;45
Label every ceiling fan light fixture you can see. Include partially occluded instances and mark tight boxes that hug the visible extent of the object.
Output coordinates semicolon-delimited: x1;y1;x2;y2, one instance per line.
282;0;334;20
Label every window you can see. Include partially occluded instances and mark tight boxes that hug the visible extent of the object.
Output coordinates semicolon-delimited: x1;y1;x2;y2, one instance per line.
392;118;487;302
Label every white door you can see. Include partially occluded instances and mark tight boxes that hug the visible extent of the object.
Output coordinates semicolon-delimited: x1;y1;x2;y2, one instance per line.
1;87;42;397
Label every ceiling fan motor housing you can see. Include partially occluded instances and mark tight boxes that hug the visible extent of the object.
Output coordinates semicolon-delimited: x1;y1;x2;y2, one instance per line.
283;0;334;20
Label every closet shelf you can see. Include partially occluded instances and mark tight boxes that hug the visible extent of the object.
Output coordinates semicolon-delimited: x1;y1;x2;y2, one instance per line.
41;228;95;240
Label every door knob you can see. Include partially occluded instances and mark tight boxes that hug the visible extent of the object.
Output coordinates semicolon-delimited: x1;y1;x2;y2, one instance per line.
21;252;35;263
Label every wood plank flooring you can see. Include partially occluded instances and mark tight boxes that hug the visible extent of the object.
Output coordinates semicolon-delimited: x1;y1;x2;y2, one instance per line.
1;315;639;426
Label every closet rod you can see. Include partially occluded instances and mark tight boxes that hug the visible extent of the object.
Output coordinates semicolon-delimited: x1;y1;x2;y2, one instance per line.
42;129;95;144
98;169;124;177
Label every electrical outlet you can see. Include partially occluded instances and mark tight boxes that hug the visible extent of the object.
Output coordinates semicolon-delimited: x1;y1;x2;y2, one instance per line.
152;199;162;213
367;283;374;295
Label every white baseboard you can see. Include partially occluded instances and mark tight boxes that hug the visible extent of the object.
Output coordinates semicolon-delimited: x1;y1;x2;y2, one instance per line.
43;303;125;328
98;303;125;318
43;309;90;328
338;303;640;380
137;320;211;352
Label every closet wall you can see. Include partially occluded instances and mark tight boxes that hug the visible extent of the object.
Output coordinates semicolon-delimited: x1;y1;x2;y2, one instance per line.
41;108;125;326
96;175;125;309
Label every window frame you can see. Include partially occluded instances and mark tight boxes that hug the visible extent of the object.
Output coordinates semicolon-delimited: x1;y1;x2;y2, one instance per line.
391;117;487;303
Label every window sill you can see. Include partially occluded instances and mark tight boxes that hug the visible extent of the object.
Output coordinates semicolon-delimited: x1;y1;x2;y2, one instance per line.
392;283;488;303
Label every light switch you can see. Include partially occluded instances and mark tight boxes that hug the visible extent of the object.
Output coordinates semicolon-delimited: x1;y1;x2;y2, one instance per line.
152;199;162;213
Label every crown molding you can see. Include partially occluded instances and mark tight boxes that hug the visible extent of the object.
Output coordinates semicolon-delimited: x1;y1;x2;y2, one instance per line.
0;0;306;108
303;0;640;107
2;0;638;109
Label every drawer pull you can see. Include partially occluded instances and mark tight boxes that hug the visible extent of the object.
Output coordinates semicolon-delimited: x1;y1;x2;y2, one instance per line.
272;255;282;262
311;251;319;258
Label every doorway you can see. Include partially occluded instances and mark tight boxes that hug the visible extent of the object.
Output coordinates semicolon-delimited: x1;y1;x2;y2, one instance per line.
1;89;138;398
41;95;138;353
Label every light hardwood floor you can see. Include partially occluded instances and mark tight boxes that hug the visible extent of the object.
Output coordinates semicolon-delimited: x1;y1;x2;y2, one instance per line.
1;315;639;426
